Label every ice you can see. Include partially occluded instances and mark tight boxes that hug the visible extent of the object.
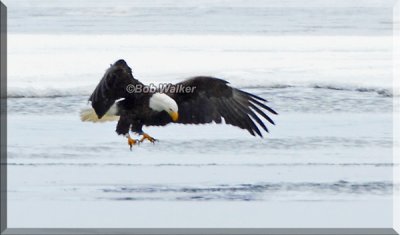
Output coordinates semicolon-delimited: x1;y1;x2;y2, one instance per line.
7;35;393;97
7;111;394;227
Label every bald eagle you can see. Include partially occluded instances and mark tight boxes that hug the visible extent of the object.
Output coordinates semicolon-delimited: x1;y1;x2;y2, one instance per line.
80;59;277;149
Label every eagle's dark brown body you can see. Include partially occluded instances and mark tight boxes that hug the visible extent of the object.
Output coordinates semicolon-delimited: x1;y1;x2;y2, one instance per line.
88;59;277;138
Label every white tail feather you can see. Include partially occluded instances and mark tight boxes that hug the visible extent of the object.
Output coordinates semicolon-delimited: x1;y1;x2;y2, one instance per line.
80;105;119;123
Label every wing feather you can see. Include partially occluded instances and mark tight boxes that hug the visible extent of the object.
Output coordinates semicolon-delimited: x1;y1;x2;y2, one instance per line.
248;102;275;125
249;97;278;115
234;99;269;133
89;60;142;118
163;76;277;137
220;98;252;134
226;99;260;136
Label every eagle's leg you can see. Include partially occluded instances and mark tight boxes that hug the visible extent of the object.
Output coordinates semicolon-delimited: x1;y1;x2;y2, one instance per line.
125;134;138;150
139;133;157;143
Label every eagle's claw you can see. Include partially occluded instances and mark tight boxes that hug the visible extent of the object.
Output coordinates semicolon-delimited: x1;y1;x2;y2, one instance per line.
128;137;138;150
140;133;157;143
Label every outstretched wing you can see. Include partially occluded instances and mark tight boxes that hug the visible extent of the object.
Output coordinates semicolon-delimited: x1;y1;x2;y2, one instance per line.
167;76;277;137
89;59;142;118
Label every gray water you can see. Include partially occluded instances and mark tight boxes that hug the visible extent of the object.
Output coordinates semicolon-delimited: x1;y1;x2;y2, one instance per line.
3;0;396;35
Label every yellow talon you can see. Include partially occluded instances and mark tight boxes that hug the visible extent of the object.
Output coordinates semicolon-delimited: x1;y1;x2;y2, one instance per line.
127;136;138;150
140;133;157;143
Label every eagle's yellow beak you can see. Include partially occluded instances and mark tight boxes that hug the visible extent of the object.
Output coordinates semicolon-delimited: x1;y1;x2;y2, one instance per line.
170;111;179;122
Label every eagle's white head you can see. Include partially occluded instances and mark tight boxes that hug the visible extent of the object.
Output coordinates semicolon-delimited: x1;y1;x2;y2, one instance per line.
149;93;179;122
